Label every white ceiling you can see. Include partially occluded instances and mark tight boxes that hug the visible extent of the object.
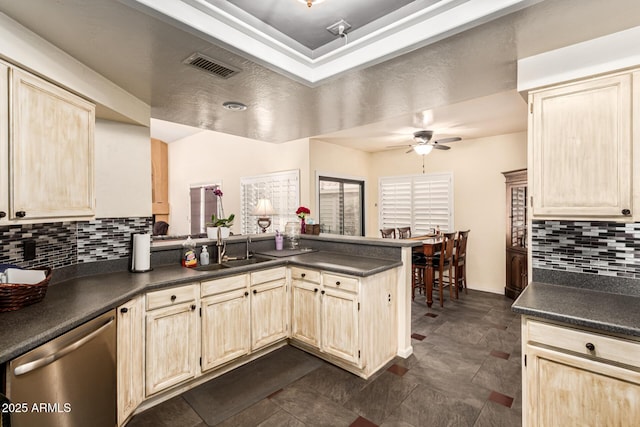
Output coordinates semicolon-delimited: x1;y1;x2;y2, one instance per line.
1;0;639;149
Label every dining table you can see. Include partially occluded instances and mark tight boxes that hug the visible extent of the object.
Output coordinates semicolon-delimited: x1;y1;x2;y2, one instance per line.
409;234;444;308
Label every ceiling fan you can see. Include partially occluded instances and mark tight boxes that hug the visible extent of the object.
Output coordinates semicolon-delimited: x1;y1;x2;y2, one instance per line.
405;130;462;155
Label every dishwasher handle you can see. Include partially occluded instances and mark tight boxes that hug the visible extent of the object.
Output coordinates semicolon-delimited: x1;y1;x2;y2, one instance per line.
13;316;115;376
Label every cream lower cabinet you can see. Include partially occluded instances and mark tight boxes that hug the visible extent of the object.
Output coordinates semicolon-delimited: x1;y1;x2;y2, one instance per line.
145;284;199;396
290;267;398;379
250;267;288;350
201;274;250;372
117;297;144;426
522;317;640;427
291;268;321;348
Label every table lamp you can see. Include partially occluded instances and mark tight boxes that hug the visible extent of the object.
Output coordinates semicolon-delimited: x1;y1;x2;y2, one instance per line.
253;199;275;233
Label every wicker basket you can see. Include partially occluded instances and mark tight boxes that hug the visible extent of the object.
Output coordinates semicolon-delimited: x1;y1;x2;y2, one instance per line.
0;267;52;312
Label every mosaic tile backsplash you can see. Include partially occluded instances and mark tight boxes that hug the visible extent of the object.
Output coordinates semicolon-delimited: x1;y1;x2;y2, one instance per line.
532;220;640;279
0;217;152;269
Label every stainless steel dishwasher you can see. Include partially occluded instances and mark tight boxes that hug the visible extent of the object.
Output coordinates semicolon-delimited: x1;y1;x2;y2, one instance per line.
6;309;116;427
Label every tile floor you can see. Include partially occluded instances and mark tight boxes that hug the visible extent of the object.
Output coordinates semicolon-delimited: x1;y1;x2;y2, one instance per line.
128;289;522;427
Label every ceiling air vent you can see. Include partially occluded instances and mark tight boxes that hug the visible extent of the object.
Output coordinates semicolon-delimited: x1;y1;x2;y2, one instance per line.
182;53;240;79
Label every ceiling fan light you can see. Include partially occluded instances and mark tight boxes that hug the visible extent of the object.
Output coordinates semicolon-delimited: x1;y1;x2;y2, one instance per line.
414;144;433;155
297;0;326;7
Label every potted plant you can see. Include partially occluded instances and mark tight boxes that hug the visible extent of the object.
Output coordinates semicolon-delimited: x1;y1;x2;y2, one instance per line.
206;188;234;239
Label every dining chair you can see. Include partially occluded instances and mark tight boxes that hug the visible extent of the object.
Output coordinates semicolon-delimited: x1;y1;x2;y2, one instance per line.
397;227;411;239
432;232;456;307
454;230;470;297
380;228;396;238
411;252;426;300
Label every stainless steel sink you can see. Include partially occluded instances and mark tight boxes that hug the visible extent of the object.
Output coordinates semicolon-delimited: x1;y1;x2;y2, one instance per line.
194;256;271;271
222;256;270;267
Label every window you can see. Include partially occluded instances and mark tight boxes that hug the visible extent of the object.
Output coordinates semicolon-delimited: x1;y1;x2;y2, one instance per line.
190;183;220;235
379;172;453;235
240;170;299;234
318;175;365;236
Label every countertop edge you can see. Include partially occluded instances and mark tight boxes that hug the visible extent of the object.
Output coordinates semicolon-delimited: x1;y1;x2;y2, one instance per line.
512;282;640;338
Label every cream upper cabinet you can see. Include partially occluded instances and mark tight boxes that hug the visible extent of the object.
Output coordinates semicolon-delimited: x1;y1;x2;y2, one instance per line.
117;297;144;427
201;274;250;372
522;318;640;427
10;68;95;220
529;72;634;220
0;62;8;223
250;267;288;351
145;284;199;396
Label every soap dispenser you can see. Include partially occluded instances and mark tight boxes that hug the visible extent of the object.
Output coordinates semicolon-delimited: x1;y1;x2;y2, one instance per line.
200;245;210;265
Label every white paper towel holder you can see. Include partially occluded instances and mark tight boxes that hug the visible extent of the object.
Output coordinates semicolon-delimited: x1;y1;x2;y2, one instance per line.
129;233;153;273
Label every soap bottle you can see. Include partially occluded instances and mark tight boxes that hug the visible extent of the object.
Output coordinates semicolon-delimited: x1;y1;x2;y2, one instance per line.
182;236;198;267
200;245;210;265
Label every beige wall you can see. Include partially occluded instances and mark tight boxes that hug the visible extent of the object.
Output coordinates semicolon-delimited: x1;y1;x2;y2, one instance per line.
168;131;311;236
308;139;372;232
370;132;527;294
94;119;152;218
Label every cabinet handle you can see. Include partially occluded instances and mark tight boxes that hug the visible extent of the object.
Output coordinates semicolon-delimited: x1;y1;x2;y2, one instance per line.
191;304;196;311
244;291;249;297
0;211;5;218
120;307;128;314
253;289;257;294
321;290;325;295
16;211;26;218
622;209;631;216
314;288;318;293
586;342;595;351
170;295;177;301
336;281;341;286
301;273;306;278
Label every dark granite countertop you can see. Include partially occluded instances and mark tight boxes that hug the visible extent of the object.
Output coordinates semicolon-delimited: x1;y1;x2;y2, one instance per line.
0;251;400;364
512;282;640;338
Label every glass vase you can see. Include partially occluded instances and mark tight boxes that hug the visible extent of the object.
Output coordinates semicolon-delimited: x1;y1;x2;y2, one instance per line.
284;221;300;249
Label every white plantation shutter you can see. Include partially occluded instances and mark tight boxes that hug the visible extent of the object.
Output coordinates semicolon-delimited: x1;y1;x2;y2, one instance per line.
379;173;453;235
241;170;299;234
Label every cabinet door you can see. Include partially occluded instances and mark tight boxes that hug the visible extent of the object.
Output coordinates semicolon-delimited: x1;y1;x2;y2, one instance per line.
251;279;288;350
530;73;632;218
505;249;527;299
321;287;359;366
0;62;8;223
10;68;95;220
525;344;640;427
117;297;144;426
201;288;250;371
145;302;198;396
151;138;169;215
291;279;321;348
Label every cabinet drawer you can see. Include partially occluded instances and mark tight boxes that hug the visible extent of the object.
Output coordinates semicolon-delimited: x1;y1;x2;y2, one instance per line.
322;272;358;293
146;284;198;311
201;274;248;297
251;267;286;285
526;319;640;369
290;267;320;283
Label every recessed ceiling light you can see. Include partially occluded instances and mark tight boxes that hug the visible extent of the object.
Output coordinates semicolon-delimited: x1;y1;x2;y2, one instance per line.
222;101;247;111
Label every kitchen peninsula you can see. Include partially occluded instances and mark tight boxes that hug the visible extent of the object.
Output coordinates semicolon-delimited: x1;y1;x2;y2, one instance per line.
1;233;420;425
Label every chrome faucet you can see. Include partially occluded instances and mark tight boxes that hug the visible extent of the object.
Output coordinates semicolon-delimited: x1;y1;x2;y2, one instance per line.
246;235;252;259
216;227;226;264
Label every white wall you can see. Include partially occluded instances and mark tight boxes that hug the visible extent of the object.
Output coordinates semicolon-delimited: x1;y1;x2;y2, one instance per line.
94;120;152;218
168;131;310;236
370;132;527;294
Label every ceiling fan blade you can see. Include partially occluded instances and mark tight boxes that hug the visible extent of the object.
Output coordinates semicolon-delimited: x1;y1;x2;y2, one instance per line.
432;144;451;150
433;137;462;144
405;147;415;154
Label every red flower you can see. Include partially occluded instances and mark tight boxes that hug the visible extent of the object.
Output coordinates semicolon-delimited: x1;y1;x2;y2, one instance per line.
296;206;310;218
